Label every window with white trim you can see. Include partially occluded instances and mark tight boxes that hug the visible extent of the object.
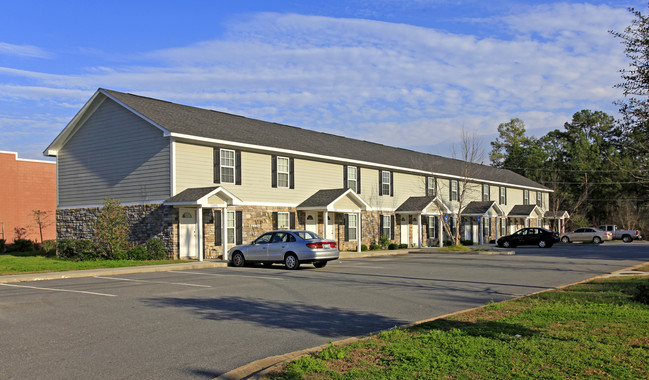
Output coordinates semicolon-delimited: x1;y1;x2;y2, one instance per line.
536;192;543;207
482;184;490;201
450;180;459;201
382;215;391;238
348;214;357;240
428;216;437;239
220;149;235;184
347;166;357;192
226;211;235;244
523;189;529;205
500;218;507;236
277;212;290;229
499;186;507;205
427;177;436;197
277;157;289;188
381;171;391;195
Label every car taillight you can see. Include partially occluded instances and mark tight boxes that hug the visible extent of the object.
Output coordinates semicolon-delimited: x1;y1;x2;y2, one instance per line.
306;241;337;249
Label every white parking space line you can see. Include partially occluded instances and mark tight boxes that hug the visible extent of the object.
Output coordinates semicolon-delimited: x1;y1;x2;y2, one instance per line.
0;283;117;297
170;271;284;281
335;265;385;269
94;276;212;288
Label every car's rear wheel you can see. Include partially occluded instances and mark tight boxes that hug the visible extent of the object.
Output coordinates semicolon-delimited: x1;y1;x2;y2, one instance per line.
622;235;632;243
313;261;327;268
284;253;300;270
561;236;570;244
538;240;547;248
593;236;602;244
231;252;245;267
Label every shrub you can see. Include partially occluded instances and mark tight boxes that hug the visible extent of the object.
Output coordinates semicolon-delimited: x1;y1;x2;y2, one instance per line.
460;240;474;246
369;244;381;250
388;243;398;250
93;198;131;258
398;243;408;249
361;244;368;251
42;240;58;256
112;249;129;260
57;239;100;261
126;245;148;260
379;235;390;248
632;281;649;305
9;239;34;253
146;238;167;260
0;239;5;253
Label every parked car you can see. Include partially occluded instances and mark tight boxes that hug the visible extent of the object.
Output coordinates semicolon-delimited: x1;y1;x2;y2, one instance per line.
561;227;612;244
228;230;339;269
497;228;560;248
597;225;643;243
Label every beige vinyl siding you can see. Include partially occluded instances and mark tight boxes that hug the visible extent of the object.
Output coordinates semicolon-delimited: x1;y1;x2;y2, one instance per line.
175;142;343;204
508;188;524;206
58;99;170;206
332;196;364;211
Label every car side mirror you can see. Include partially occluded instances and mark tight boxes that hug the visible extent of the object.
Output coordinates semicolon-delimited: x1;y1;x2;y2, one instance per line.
251;241;256;245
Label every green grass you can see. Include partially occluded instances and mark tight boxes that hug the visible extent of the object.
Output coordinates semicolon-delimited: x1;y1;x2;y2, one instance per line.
271;276;649;379
0;250;185;275
438;244;472;252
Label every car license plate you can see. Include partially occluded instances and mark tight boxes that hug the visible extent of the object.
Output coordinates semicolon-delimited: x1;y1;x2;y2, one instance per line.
322;244;330;249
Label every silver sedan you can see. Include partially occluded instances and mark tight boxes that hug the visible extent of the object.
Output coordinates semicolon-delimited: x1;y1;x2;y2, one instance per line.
561;227;613;244
228;230;339;269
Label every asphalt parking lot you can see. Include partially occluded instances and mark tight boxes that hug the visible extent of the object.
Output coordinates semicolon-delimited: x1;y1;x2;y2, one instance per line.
1;242;648;379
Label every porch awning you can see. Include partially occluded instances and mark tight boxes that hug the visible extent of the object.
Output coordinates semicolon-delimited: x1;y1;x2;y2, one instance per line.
164;186;242;207
297;188;370;212
395;196;450;215
461;201;505;217
508;204;544;218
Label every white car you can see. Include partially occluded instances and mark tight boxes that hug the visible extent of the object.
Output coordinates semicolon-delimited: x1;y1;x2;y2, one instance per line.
228;230;339;269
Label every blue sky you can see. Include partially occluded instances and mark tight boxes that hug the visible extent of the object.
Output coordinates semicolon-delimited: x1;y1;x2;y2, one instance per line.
0;0;644;161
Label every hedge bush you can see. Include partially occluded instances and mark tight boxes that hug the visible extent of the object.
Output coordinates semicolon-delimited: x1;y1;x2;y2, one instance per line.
360;244;368;251
398;243;408;249
146;238;167;260
369;244;381;250
57;239;100;261
127;245;148;261
8;238;34;253
0;239;5;253
388;243;398;250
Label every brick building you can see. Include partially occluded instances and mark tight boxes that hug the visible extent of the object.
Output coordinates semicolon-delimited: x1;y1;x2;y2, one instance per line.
0;151;56;243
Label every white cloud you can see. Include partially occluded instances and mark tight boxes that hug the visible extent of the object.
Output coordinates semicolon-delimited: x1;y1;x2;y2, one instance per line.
0;42;51;58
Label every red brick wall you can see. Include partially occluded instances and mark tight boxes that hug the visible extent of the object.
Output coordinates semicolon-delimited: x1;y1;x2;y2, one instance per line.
0;152;56;244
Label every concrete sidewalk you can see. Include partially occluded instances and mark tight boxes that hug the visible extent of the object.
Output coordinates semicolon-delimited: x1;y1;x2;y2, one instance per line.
0;246;513;284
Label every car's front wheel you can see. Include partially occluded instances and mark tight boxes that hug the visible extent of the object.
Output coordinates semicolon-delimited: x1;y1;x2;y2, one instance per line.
313;261;327;268
502;240;511;248
561;236;570;244
231;252;245;267
284;253;300;270
593;236;602;244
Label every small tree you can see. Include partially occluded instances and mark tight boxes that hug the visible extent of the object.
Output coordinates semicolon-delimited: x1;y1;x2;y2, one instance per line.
32;209;53;244
93;198;131;258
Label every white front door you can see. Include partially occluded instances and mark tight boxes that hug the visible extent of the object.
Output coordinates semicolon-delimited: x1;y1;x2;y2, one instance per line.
411;222;419;247
326;213;335;239
400;216;408;245
179;208;197;259
306;212;318;234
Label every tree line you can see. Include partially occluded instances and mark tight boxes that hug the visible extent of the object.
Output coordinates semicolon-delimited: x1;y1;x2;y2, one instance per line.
488;6;649;233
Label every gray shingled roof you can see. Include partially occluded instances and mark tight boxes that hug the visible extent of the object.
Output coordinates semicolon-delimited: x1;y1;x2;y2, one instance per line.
509;204;541;217
395;196;437;212
462;201;498;215
103;89;548;190
165;186;219;203
297;189;348;208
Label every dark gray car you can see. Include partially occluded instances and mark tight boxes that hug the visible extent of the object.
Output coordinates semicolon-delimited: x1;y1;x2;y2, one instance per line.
228;230;339;269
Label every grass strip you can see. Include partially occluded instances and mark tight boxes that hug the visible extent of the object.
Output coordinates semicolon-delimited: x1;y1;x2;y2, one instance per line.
270;276;649;379
0;251;186;275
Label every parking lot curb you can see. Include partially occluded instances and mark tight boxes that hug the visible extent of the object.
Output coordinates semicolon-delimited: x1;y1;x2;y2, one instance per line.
0;261;228;284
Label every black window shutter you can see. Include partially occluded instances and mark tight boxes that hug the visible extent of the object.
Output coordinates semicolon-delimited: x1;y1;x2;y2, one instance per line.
357;167;361;194
289;158;295;189
235;150;241;185
390;215;395;240
344;214;349;241
378;171;383;196
213;148;220;184
390;171;394;197
236;211;243;245
379;215;384;237
289;212;295;229
426;177;430;196
343;165;348;188
449;180;453;201
271;155;277;188
272;212;278;229
214;210;222;246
